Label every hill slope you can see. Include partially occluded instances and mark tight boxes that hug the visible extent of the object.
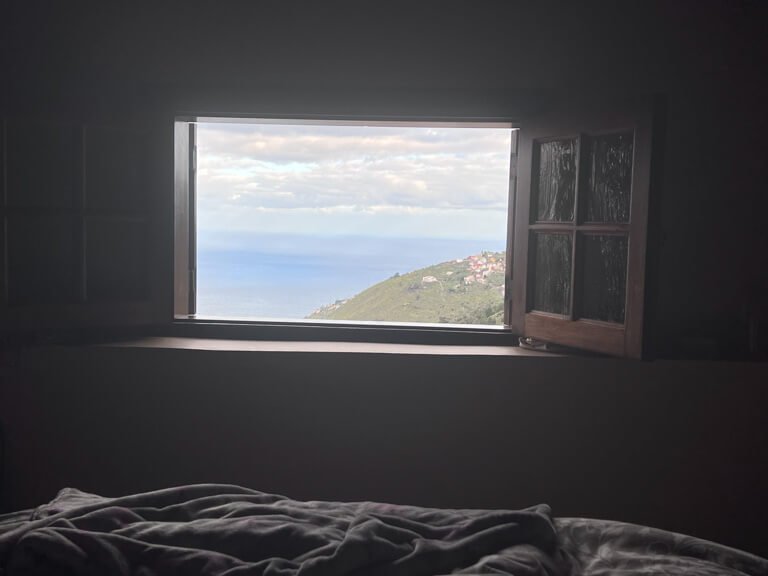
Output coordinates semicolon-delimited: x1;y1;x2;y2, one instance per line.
307;251;506;325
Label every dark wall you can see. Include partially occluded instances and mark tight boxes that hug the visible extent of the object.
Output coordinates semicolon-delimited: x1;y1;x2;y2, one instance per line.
1;345;767;555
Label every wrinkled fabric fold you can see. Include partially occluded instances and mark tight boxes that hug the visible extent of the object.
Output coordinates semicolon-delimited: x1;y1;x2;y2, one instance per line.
0;485;563;576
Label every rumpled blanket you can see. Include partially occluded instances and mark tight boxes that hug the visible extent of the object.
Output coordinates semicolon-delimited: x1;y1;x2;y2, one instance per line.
0;484;765;576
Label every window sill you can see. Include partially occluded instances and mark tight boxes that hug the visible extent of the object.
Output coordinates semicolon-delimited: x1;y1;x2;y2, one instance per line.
106;336;563;357
169;318;521;347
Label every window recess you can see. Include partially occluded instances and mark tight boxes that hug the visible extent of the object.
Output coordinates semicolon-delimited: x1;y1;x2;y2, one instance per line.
175;106;655;358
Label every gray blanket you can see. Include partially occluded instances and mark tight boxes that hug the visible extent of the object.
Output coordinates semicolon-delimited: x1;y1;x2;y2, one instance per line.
0;485;765;575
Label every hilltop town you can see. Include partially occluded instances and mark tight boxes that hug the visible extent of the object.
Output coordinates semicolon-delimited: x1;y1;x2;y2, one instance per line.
457;252;506;285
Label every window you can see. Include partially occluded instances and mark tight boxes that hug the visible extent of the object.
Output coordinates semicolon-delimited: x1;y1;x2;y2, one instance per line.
175;106;654;358
191;119;514;327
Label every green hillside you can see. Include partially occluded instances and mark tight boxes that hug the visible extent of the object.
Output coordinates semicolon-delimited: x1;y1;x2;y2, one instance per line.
307;251;506;325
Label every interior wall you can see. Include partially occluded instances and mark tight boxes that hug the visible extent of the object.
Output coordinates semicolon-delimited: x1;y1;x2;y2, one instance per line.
1;345;766;556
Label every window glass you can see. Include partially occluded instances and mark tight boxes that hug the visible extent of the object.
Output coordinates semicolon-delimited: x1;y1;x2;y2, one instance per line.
195;121;514;325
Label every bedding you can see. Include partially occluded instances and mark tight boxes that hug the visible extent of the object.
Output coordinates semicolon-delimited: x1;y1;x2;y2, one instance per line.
0;484;765;575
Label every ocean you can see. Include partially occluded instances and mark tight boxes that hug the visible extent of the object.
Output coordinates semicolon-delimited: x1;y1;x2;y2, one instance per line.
196;234;505;320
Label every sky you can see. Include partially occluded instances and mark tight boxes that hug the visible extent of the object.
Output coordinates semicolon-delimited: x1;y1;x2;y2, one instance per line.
195;121;514;247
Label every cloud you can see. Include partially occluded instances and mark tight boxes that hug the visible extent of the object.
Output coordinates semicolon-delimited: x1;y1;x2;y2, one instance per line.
196;122;513;236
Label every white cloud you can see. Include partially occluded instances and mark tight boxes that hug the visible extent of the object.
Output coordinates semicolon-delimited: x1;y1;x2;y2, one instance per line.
196;122;513;239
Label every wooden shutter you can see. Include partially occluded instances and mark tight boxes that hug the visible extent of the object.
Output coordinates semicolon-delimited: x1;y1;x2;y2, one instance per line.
0;118;164;334
509;105;654;358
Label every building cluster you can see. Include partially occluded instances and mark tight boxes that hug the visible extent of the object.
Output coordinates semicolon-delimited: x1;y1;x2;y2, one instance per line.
462;253;505;285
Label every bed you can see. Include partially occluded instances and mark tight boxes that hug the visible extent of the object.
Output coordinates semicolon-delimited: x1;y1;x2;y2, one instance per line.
0;484;765;575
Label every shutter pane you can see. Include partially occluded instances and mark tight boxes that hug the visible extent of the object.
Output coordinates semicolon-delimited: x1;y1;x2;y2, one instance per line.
585;132;633;223
6;122;78;208
85;126;149;214
86;218;149;301
529;232;572;315
7;213;76;305
533;139;577;222
580;234;628;323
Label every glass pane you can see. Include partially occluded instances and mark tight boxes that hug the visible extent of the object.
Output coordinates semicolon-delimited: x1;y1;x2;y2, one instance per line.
534;139;577;222
580;235;628;323
86;127;149;213
585;132;633;222
87;218;149;301
530;233;572;315
7;214;76;305
195;121;514;326
6;121;78;208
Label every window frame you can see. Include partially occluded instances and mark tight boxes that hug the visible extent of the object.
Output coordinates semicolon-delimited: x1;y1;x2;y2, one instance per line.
173;114;522;347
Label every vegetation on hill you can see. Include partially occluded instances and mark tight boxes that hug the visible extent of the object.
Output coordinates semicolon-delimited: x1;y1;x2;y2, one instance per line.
307;251;506;325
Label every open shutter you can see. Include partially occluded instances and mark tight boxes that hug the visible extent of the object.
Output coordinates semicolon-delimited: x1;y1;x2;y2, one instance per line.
509;105;653;358
0;118;164;335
